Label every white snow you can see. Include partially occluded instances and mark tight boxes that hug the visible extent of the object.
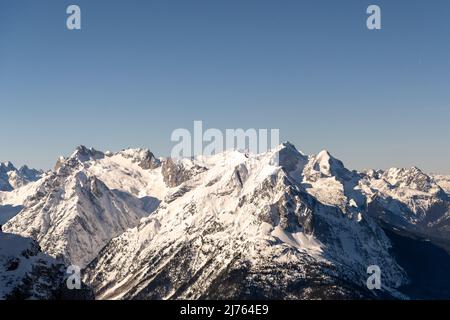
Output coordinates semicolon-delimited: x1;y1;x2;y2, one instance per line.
1;143;446;300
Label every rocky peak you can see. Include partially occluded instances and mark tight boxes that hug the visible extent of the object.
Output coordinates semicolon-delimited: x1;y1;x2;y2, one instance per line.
54;146;105;175
0;161;16;172
0;162;42;191
277;142;308;175
117;148;161;170
382;166;440;193
161;158;207;188
71;146;105;163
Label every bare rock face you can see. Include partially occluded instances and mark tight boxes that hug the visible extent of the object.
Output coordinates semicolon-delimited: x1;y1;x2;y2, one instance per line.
137;150;161;170
116;149;161;170
161;158;207;188
54;146;105;173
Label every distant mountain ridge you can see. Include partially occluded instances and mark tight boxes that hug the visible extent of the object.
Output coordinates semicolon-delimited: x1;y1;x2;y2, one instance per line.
0;161;42;192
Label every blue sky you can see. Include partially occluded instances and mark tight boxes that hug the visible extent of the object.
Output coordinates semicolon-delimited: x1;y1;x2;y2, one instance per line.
0;0;449;173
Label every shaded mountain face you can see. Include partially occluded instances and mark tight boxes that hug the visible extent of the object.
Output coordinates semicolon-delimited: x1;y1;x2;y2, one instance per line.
0;231;93;300
0;231;65;299
0;232;62;299
1;143;449;300
0;162;42;192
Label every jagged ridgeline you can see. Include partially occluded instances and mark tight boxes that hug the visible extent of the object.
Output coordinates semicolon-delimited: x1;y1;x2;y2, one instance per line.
1;144;449;299
0;161;43;192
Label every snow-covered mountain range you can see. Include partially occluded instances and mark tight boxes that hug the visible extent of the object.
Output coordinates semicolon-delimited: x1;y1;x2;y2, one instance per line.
1;143;449;300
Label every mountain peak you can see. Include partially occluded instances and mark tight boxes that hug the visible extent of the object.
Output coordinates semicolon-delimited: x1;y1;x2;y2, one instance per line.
70;145;105;163
317;149;332;159
117;148;161;170
410;166;423;173
0;161;16;172
280;141;297;150
0;161;42;191
276;142;308;175
312;149;346;175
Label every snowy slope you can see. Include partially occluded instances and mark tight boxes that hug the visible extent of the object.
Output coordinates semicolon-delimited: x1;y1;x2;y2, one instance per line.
84;144;407;300
360;168;450;243
433;175;450;194
1;143;448;300
85;149;166;200
0;178;43;207
0;231;64;299
3;146;163;267
0;162;42;191
0;169;45;227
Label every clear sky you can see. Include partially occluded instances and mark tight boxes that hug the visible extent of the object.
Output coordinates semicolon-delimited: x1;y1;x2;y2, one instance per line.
0;0;449;173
